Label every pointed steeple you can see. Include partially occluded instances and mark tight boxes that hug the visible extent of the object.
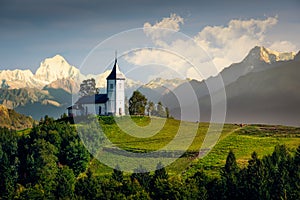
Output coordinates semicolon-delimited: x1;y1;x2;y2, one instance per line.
106;51;125;80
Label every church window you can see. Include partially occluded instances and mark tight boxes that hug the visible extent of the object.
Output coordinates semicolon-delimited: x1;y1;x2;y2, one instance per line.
110;83;113;89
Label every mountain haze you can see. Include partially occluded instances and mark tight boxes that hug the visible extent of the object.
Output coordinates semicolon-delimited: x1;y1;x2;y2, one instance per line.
162;46;300;126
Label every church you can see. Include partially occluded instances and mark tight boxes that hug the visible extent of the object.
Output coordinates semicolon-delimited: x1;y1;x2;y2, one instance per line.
67;56;125;117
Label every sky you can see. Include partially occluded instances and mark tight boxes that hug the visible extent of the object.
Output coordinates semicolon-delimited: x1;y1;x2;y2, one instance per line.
1;0;300;81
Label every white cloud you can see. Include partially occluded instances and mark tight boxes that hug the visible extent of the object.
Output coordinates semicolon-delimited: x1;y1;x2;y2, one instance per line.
195;16;279;68
268;41;297;52
125;14;296;81
143;13;184;41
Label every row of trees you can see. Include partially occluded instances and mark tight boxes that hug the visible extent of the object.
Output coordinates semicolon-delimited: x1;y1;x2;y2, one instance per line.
1;117;299;199
72;144;300;200
129;90;169;117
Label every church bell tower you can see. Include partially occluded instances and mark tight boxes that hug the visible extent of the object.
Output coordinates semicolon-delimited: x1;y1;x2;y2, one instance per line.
106;53;125;116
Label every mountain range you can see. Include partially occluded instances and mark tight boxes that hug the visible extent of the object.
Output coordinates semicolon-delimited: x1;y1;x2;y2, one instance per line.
162;46;300;126
0;54;174;119
0;55;142;92
0;46;299;126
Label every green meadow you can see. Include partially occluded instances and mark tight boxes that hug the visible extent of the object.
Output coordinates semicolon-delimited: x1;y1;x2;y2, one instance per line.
88;116;300;177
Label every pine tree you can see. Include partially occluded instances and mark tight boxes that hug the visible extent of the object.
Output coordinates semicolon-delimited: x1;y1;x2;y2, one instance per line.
0;128;19;199
131;165;151;191
153;162;168;181
112;164;124;183
245;151;264;199
221;150;239;200
55;165;76;199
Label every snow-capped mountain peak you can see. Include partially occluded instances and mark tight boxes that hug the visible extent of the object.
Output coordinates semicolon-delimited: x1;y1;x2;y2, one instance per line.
244;46;296;64
145;77;186;89
35;54;81;83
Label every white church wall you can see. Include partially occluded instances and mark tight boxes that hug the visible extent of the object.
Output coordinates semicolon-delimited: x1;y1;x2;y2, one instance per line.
116;79;125;116
106;79;116;115
82;104;106;115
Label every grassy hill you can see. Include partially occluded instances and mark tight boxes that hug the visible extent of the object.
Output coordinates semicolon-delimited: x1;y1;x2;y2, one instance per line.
86;117;300;177
185;124;300;177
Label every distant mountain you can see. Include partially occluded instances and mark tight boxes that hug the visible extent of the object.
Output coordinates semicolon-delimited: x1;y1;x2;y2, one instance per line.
222;57;300;126
0;69;44;89
0;87;72;119
163;46;296;102
0;55;82;89
35;55;82;83
0;54;142;92
43;78;80;93
163;47;300;126
0;105;35;130
137;78;187;102
243;46;295;64
0;54;143;119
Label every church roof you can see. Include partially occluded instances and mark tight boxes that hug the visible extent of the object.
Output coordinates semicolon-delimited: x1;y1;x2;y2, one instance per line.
76;94;108;104
106;58;125;80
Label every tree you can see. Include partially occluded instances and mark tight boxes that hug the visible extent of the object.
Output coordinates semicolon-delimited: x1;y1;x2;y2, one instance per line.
156;101;166;117
64;140;90;177
130;165;151;191
268;145;291;200
112;164;124;183
26;139;59;198
150;102;168;118
0;128;19;199
153;162;168;181
129;90;147;115
220;150;240;200
79;78;98;97
55;165;76;199
19;184;45;200
75;168;102;199
165;107;170;118
147;101;155;116
122;179;150;199
290;145;300;199
244;151;264;199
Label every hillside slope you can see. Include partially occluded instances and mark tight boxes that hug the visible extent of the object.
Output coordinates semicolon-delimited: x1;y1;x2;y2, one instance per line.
0;105;35;130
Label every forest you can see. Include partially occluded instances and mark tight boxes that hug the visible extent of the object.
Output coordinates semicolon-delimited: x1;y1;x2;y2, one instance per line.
0;116;299;199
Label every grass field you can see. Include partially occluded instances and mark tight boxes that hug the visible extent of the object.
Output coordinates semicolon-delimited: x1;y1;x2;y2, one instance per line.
185;124;300;177
88;117;300;178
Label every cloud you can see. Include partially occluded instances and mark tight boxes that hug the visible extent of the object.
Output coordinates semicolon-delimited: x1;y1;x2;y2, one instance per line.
143;13;184;41
125;14;214;80
195;16;279;68
125;14;296;81
268;41;297;52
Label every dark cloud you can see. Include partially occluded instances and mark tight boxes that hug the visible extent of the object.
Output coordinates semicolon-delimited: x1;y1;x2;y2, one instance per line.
0;0;299;71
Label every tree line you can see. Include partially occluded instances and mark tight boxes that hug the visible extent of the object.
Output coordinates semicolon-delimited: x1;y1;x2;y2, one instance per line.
0;117;299;199
129;90;169;117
